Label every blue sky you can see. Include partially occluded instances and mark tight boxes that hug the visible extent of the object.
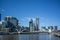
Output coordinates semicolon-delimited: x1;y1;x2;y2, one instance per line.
0;0;60;29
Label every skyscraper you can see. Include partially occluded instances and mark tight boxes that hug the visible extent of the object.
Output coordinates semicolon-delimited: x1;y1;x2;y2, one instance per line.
29;19;34;32
36;18;39;31
4;16;18;32
4;16;18;26
54;26;58;31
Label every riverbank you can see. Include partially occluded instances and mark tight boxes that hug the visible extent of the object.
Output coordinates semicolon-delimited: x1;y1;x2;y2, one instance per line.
52;32;60;37
0;31;49;35
0;33;60;40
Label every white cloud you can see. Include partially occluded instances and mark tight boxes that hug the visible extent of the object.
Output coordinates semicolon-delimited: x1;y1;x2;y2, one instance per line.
32;18;36;21
40;17;49;21
26;17;31;21
21;17;36;22
26;17;36;21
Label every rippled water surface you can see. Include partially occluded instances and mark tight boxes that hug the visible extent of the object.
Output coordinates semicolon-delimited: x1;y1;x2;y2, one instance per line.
0;33;60;40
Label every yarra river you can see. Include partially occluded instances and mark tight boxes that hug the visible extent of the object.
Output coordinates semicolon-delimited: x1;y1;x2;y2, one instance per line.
0;33;60;40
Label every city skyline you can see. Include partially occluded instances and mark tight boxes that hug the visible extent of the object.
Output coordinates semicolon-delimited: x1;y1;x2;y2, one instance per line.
0;0;60;29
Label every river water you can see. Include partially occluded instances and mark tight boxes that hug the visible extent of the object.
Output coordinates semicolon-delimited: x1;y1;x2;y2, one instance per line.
0;33;60;40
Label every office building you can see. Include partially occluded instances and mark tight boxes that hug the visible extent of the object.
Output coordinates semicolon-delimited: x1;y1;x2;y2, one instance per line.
29;19;34;32
36;18;39;31
4;16;19;32
53;26;58;31
4;16;18;26
0;20;8;32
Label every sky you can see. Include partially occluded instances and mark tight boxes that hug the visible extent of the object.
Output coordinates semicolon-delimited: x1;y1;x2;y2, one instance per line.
0;0;60;29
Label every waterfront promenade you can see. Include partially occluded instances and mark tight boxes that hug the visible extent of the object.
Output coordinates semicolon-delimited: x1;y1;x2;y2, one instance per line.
0;31;60;38
52;32;60;37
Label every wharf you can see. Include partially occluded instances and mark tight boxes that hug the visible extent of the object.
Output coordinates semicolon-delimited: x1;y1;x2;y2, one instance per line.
52;32;60;37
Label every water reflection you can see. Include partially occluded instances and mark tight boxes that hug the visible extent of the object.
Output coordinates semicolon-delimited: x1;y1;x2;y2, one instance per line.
48;34;60;40
29;33;39;40
0;35;19;40
0;33;60;40
49;34;52;40
19;33;39;40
